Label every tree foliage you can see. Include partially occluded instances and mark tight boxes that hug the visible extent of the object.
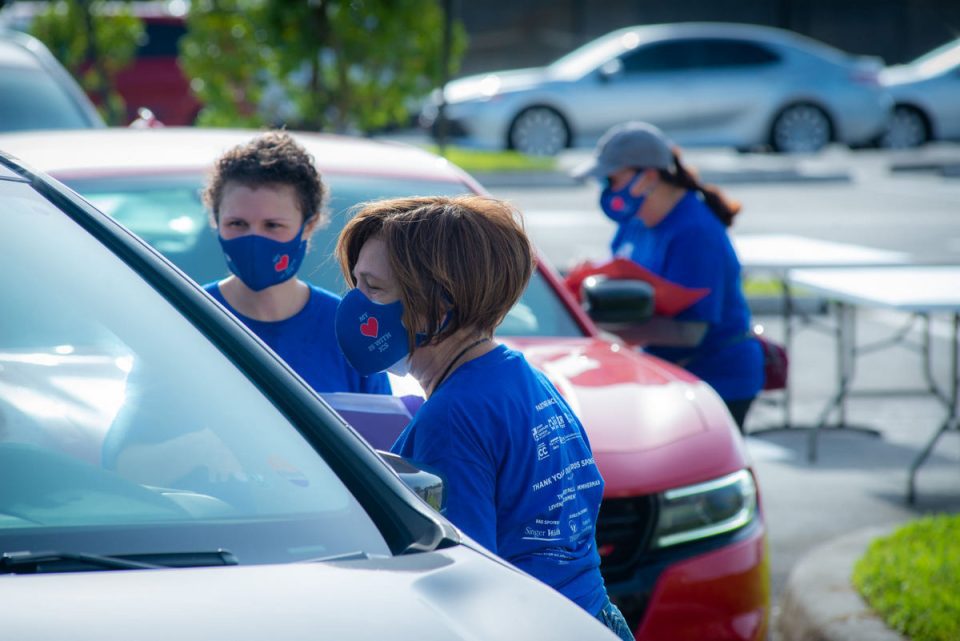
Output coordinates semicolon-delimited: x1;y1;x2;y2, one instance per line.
180;0;466;132
29;0;143;125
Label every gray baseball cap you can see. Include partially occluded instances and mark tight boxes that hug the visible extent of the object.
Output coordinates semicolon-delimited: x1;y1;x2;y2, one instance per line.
571;121;675;180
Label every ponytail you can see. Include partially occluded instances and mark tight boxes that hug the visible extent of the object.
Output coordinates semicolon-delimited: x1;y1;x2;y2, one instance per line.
659;151;741;227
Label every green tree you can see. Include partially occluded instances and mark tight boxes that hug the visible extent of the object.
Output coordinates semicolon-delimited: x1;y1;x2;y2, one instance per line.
30;0;143;125
178;0;273;128
180;0;466;132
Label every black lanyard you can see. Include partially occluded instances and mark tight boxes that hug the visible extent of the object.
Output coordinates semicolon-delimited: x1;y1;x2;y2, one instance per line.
434;337;490;391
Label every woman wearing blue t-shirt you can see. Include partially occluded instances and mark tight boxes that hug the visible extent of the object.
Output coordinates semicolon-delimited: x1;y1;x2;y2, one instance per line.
333;196;632;640
573;121;764;431
202;131;389;395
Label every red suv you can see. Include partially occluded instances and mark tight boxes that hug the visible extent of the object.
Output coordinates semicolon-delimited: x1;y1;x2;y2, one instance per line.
116;12;199;126
0;1;200;126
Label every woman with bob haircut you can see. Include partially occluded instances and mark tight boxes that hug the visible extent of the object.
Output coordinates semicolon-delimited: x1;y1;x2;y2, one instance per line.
333;195;632;639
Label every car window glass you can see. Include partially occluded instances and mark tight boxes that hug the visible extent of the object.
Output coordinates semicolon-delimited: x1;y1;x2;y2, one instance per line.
694;39;780;68
548;30;636;78
0;67;92;131
621;40;698;73
68;174;586;339
137;21;186;59
0;179;390;563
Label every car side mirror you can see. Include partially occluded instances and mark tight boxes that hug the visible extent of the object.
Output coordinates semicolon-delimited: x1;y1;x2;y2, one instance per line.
581;275;655;325
378;450;445;512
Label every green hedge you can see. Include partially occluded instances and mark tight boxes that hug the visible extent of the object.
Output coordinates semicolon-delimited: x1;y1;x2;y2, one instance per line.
852;513;960;641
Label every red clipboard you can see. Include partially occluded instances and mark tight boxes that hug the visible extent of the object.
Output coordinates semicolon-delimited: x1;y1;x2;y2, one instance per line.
564;258;710;317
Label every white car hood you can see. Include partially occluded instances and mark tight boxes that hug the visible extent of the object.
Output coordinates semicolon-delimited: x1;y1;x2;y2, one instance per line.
0;545;613;641
445;67;550;102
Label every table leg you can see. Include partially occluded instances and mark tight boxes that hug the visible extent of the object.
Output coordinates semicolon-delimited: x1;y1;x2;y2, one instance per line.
908;312;960;504
782;275;794;427
807;301;881;463
749;275;795;435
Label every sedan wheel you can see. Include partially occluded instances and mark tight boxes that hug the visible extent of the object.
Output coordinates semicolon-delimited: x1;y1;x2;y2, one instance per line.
508;107;569;156
880;105;928;149
771;104;832;153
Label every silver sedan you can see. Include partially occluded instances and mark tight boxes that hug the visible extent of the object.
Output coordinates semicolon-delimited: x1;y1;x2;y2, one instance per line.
880;38;960;148
423;22;892;155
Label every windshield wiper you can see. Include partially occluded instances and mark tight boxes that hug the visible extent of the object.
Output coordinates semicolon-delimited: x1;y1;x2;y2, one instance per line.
305;550;371;563
1;551;161;574
0;549;238;574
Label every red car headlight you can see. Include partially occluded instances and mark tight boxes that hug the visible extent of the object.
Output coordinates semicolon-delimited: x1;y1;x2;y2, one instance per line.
653;469;758;548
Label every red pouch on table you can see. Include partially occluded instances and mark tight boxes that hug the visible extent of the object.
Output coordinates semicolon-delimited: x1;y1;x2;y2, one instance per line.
564;258;710;317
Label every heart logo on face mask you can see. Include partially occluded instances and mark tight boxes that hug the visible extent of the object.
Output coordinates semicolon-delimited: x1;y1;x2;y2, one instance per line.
360;317;379;338
274;254;290;272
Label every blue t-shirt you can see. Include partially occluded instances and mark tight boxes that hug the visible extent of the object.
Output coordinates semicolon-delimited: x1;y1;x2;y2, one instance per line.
205;283;391;395
611;192;764;401
392;344;608;616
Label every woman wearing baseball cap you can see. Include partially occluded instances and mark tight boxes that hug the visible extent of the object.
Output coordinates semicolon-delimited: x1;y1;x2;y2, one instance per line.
573;121;764;431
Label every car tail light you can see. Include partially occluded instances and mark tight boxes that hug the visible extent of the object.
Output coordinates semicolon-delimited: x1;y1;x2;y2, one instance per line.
850;68;880;86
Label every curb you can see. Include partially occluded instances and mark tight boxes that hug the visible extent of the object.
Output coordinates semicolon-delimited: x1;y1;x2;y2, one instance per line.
890;162;960;177
776;525;906;641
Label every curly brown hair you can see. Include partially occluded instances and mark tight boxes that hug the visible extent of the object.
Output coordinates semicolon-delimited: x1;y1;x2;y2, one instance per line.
336;196;535;350
203;131;328;230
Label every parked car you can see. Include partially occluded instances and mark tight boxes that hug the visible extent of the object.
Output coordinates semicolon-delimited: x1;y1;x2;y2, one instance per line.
0;28;105;131
879;37;960;148
421;22;891;155
0;0;200;126
0;128;770;641
0;144;621;640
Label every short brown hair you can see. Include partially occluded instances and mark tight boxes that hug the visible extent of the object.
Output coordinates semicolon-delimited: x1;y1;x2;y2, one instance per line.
203;131;327;230
336;196;535;349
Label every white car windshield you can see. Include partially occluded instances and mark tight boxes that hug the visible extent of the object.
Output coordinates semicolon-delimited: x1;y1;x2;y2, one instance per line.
910;38;960;75
547;30;636;79
0;178;390;565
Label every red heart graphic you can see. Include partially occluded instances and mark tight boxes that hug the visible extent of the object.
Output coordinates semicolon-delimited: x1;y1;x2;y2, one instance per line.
611;196;625;211
360;317;379;338
274;254;290;272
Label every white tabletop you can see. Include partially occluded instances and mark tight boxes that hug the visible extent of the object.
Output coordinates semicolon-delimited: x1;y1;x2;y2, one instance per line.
733;234;910;273
788;266;960;312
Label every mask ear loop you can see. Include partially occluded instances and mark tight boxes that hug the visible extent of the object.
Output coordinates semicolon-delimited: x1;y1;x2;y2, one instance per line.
414;290;456;347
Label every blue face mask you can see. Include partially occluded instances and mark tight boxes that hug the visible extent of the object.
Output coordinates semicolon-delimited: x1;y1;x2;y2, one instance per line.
335;288;453;376
219;227;306;292
335;288;413;377
600;173;646;224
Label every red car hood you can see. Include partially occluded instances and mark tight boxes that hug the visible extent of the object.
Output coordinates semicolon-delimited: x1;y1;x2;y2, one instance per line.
504;337;751;498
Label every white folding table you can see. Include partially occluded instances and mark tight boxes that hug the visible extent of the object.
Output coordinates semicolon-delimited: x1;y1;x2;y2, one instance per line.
787;266;960;502
731;234;910;431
